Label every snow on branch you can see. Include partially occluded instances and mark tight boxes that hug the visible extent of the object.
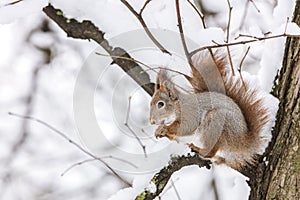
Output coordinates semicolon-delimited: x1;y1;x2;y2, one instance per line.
43;3;154;96
135;154;211;200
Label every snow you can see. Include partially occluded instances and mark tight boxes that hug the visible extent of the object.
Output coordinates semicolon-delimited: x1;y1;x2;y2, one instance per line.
0;0;298;199
0;0;48;24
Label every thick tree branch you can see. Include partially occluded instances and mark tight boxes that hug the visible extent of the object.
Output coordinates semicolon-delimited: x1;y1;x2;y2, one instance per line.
135;154;211;200
43;4;154;96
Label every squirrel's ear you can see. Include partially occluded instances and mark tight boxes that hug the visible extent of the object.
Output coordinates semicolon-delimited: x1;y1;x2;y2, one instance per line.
163;80;178;100
156;68;169;92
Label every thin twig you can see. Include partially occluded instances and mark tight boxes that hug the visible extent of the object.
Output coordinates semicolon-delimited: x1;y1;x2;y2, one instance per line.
234;33;261;40
211;177;220;200
175;0;192;66
185;0;217;64
139;0;152;15
120;0;171;55
141;128;157;142
186;0;206;28
238;0;250;30
238;46;251;71
143;66;190;78
160;177;180;197
249;0;260;13
226;46;235;75
95;52;155;72
61;156;138;176
124;96;147;158
225;0;232;43
225;0;235;75
61;159;97;177
4;0;23;6
171;179;182;200
189;33;299;56
211;40;221;45
238;46;250;89
8;112;132;187
284;17;290;34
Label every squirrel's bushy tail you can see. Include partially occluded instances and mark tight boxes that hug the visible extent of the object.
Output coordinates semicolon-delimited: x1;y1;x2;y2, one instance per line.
191;50;276;169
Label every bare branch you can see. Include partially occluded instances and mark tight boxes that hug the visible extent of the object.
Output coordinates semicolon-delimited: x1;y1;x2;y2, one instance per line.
238;0;250;30
225;0;235;75
234;33;261;40
4;0;24;6
135;154;211;199
160;178;180;197
189;33;300;56
225;0;232;43
211;177;220;200
186;0;206;28
249;0;260;13
139;0;152;14
120;0;171;55
124;96;147;158
284;17;290;34
171;179;182;200
175;0;192;65
8;112;132;187
238;46;250;89
61;156;138;176
43;4;154;96
95;52;155;73
141;128;156;142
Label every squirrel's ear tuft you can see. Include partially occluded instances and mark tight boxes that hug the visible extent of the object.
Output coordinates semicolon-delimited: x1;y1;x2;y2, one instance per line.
156;68;170;92
156;68;178;100
163;80;178;100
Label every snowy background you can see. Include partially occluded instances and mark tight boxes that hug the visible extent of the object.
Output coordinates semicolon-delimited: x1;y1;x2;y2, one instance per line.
0;0;298;199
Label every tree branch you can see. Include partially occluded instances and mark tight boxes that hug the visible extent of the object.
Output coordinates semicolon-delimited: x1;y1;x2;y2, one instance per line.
43;3;154;96
120;0;171;55
189;33;299;56
8;112;132;187
175;0;192;65
135;154;211;200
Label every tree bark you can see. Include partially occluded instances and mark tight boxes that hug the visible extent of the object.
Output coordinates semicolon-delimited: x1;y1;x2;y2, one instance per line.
249;0;300;199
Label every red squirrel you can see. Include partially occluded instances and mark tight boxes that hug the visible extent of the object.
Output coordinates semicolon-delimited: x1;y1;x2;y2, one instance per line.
149;50;275;170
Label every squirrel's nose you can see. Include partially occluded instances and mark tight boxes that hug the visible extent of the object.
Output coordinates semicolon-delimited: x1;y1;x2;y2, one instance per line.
150;119;155;125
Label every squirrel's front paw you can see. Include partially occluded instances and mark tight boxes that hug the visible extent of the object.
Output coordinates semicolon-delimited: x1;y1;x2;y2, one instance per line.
155;125;168;138
155;126;176;140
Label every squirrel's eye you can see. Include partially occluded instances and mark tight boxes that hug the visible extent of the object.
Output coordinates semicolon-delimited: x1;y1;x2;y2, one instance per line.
157;101;165;109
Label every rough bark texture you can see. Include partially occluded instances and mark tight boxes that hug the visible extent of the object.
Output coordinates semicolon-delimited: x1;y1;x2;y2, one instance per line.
248;1;300;199
135;154;211;200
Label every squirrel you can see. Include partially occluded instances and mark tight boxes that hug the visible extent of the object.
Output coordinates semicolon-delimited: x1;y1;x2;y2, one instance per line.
149;50;275;170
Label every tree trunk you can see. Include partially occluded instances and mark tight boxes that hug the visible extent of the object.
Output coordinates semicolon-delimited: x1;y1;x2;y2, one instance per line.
249;1;300;199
